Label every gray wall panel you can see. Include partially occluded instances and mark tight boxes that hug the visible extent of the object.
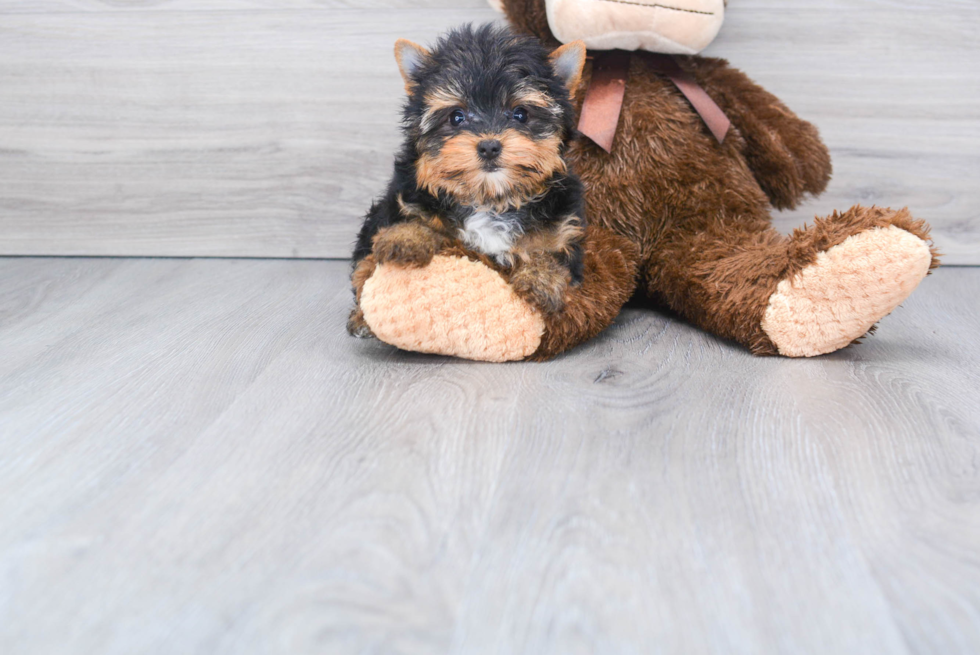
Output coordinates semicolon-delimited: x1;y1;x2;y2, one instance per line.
0;1;977;261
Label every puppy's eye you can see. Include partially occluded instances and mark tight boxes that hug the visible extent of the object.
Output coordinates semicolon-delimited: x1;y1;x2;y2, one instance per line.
449;109;466;127
512;106;528;123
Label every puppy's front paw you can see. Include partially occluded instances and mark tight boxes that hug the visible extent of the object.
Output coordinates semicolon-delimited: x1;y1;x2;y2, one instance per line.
373;223;443;268
347;308;375;339
511;259;569;315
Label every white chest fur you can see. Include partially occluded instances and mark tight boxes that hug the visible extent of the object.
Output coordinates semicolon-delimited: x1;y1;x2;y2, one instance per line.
459;210;524;264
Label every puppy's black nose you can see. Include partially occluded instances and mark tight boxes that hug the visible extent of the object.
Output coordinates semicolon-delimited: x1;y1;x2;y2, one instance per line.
477;139;502;161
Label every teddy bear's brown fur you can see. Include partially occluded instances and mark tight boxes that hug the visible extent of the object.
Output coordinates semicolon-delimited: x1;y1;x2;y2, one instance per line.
499;0;938;355
352;0;939;360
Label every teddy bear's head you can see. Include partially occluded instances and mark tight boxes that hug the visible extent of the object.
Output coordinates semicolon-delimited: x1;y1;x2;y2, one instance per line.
495;0;725;54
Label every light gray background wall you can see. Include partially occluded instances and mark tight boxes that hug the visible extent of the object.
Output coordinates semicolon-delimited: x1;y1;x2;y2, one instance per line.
1;0;977;262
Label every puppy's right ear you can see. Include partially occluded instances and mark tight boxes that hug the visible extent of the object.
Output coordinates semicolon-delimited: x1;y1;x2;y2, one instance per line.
550;40;587;98
394;39;430;94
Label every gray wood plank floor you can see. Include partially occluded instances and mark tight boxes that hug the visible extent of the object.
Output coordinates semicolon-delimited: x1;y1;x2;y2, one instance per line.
1;257;978;654
1;0;978;262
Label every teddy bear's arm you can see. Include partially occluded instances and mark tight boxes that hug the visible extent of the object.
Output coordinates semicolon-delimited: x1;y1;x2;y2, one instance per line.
679;56;833;211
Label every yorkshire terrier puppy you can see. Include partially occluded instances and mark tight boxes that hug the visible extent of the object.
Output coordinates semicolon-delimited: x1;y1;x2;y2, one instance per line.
349;24;587;338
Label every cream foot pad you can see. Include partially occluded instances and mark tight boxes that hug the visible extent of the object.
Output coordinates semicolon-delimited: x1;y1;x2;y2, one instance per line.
361;255;545;362
762;226;933;357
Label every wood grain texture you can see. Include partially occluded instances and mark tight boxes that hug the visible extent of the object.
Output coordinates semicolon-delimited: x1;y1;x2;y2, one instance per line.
0;1;978;262
0;257;978;654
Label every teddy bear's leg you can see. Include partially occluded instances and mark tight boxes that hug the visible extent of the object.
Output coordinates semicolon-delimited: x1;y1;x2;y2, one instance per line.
353;227;639;361
761;207;939;356
646;206;939;356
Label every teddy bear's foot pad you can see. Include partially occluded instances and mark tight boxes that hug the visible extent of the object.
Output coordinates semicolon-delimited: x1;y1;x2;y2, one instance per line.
360;255;545;362
761;226;932;357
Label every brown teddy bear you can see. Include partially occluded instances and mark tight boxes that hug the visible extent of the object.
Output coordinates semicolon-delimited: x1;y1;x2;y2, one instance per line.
351;0;939;362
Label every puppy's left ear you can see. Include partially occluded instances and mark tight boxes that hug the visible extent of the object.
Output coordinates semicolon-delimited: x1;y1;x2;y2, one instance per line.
549;40;587;97
394;38;430;94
